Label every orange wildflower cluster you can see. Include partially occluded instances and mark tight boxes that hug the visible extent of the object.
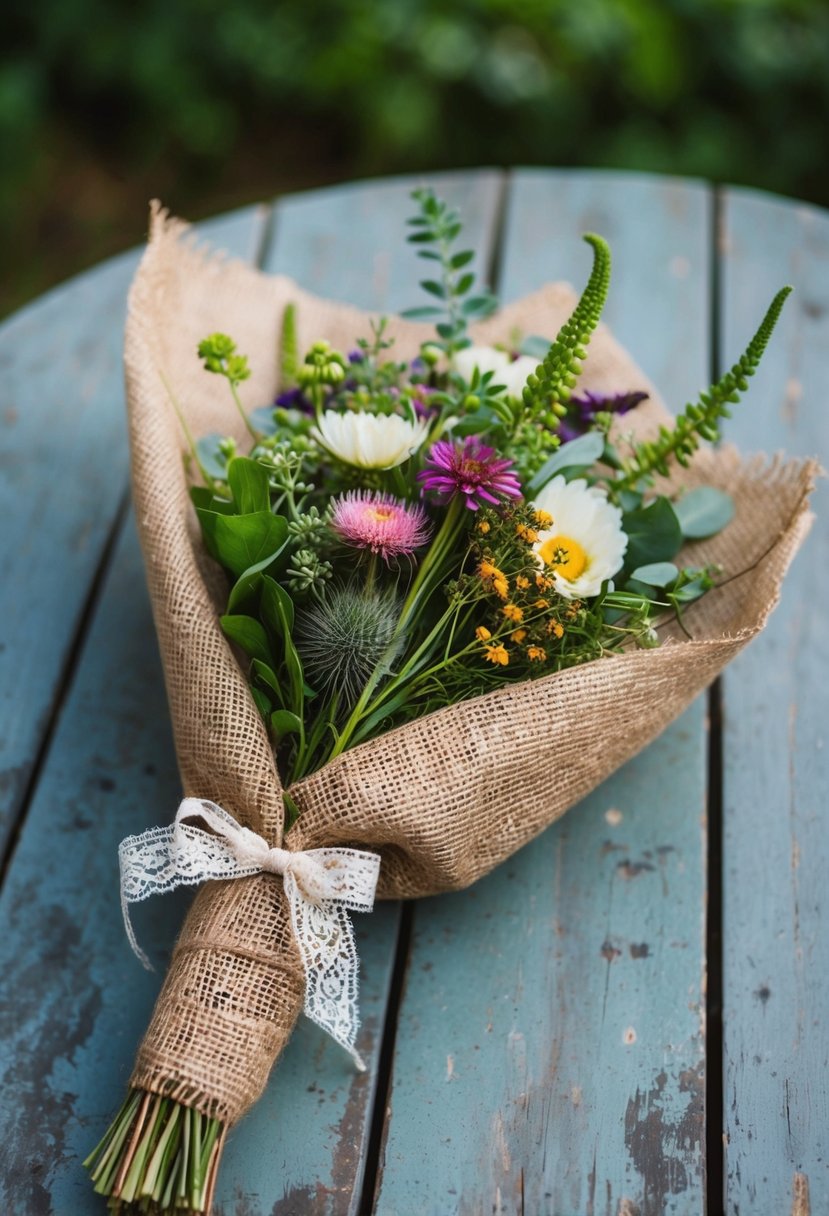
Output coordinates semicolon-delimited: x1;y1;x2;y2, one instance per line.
470;503;588;673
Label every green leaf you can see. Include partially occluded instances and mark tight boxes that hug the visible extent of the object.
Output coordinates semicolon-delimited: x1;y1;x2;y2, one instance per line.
190;486;233;514
270;710;303;740
196;510;288;579
251;687;272;719
622;497;683;571
629;561;679;587
220;615;273;664
260;575;295;637
228;456;270;515
462;294;497;317
455;272;475;295
450;250;474;269
400;306;443;320
519;335;551;360
195;433;228;481
252;658;281;697
527;431;604;494
421;280;446;299
674;487;735;539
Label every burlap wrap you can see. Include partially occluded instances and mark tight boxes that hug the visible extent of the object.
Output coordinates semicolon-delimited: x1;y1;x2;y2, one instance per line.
126;204;815;1125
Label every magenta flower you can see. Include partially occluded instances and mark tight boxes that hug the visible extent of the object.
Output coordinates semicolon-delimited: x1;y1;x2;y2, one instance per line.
418;437;522;511
331;491;431;561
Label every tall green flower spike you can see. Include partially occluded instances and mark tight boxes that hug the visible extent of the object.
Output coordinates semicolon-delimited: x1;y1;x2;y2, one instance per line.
521;233;612;421
615;285;792;492
280;303;299;387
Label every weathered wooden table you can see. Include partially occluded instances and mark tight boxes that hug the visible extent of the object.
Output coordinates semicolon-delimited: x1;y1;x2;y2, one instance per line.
0;169;826;1216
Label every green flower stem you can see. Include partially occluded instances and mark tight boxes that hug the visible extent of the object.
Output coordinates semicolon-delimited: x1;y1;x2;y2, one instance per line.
230;379;261;443
325;498;465;761
159;370;220;493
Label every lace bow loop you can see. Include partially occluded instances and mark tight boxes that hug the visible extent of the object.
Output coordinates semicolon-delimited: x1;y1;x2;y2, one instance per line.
118;797;381;1069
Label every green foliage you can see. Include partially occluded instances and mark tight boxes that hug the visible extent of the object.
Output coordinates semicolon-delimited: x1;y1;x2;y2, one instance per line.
615;287;792;492
404;187;496;356
198;333;250;385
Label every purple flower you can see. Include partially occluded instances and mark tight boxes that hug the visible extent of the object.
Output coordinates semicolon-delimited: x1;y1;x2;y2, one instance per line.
275;386;313;412
347;350;365;365
418;437;522;511
331;491;431;561
411;384;439;421
558;389;648;442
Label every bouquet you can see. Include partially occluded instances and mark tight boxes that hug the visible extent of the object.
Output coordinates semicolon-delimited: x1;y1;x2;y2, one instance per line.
85;190;815;1213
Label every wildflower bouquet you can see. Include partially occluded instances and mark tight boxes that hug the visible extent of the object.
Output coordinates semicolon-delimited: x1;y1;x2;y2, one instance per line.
86;192;815;1213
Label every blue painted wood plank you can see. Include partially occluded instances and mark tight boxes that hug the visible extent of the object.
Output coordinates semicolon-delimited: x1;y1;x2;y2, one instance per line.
267;169;503;313
0;205;263;855
374;170;712;1216
719;188;829;1215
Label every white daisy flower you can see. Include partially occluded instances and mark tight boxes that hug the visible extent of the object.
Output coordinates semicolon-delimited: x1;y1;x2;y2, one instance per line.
453;346;537;400
312;410;428;469
532;475;627;599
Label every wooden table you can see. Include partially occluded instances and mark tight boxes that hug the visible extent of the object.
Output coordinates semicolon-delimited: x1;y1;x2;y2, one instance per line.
0;169;826;1216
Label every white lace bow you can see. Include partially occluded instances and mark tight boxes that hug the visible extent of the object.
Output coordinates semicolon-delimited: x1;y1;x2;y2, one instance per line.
119;797;381;1069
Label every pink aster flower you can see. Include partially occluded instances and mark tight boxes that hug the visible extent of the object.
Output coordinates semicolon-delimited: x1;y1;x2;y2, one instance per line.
418;437;522;511
331;491;431;562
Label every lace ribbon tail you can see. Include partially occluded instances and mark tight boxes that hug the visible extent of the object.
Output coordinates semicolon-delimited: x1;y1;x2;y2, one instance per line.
283;872;367;1069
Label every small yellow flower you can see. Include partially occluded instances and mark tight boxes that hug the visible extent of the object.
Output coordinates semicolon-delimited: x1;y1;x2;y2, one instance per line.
535;573;553;591
477;519;491;534
511;628;527;643
502;603;524;623
484;643;509;666
533;598;549;610
493;576;509;600
516;575;530;590
534;508;553;527
478;560;499;579
475;625;492;642
515;523;539;544
547;619;565;639
527;645;547;662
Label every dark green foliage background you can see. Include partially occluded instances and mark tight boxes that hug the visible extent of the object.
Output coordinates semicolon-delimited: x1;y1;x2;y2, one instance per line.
3;0;828;316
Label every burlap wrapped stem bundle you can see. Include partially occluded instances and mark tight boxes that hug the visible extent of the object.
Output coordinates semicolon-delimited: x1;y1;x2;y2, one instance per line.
125;205;815;1129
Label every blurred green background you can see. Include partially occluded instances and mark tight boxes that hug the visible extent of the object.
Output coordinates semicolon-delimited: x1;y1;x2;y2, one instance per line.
3;0;828;318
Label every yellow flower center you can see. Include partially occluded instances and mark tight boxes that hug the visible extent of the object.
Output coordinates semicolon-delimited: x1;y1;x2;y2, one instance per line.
367;506;395;522
538;534;588;581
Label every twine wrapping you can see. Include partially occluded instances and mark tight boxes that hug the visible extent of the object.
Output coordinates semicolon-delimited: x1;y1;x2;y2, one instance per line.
124;204;816;1125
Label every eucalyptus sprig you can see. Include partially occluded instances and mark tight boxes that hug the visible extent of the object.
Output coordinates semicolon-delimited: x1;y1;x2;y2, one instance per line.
403;187;497;357
613;286;792;494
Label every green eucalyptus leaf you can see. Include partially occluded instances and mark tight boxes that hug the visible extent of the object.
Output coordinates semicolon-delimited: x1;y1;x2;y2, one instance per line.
195;433;228;481
528;431;605;494
196;509;288;579
220;615;273;665
228;456;270;515
519;335;551;360
622;497;683;571
674;487;735;539
629;561;680;587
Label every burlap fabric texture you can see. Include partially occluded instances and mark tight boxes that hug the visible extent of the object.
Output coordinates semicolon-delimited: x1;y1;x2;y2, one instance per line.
125;204;816;1126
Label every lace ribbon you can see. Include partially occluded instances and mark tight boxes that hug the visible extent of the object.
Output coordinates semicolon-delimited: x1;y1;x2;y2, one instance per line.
118;797;381;1070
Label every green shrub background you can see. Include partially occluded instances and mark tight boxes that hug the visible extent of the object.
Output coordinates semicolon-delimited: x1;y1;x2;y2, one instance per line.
3;0;828;316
